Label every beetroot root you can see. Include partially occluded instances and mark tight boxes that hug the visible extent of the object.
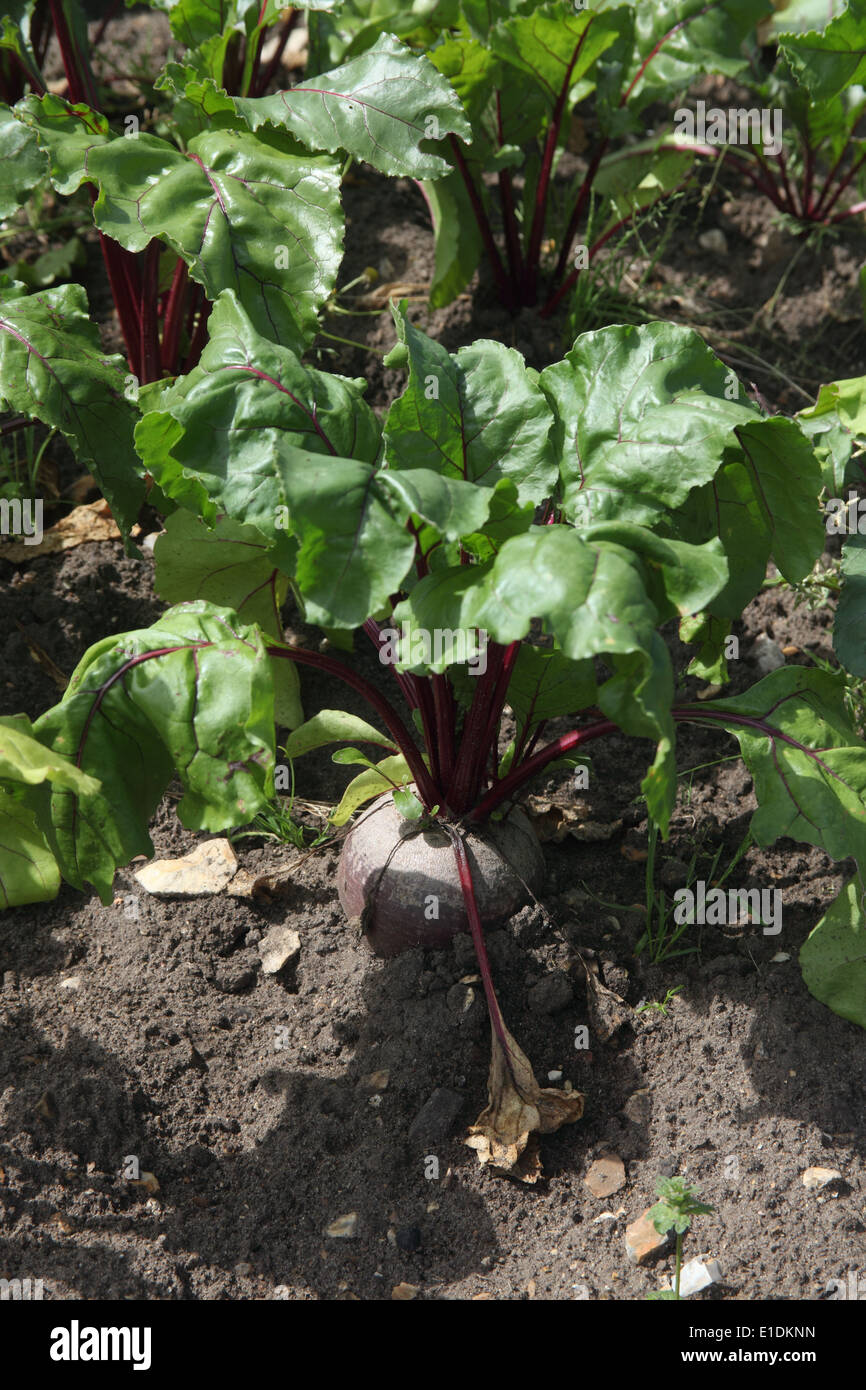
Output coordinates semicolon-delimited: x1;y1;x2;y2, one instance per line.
337;791;545;957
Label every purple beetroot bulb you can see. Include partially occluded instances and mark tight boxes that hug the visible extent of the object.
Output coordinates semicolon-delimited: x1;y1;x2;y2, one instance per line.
337;790;545;957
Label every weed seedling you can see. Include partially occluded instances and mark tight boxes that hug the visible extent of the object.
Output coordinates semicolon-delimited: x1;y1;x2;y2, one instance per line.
636;986;684;1019
646;1177;715;1302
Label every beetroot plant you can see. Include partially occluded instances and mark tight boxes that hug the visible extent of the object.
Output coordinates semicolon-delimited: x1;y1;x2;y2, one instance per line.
313;0;771;315
679;1;866;229
4;300;866;1171
0;4;468;531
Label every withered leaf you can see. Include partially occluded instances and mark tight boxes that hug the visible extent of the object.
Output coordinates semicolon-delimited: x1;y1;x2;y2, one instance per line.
524;795;621;844
465;1021;584;1182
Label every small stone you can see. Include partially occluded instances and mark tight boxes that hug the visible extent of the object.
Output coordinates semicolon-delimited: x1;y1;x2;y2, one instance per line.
129;1171;160;1195
141;531;162;554
527;973;573;1015
233;1262;253;1277
446;983;477;1018
407;1088;463;1146
392;1283;420;1300
361;1070;390;1092
622;1088;652;1125
674;1257;723;1297
34;1090;59;1121
751;633;785;676
396;1225;422;1253
59;976;81;991
214;963;256;995
258;926;301;976
135;838;238;897
584;1155;626;1199
802;1166;843;1191
771;951;790;962
325;1212;359;1239
547;1070;563;1083
698;228;728;255
625;1209;671;1265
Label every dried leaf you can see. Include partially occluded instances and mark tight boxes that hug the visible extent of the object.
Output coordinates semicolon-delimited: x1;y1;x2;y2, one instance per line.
352;280;429;310
524;794;621;843
0;499;119;561
465;1022;584;1181
227;867;293;901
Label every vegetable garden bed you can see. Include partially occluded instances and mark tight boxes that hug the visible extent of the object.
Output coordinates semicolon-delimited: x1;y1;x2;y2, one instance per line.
1;0;866;1307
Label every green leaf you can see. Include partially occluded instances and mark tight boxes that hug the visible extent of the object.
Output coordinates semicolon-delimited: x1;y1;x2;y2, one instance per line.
834;532;866;676
690;667;866;865
427;32;498;125
393;785;425;819
330;754;412;825
0;1;44;91
578;523;729;619
0;102;46;218
21;98;343;353
680;612;732;686
33;602;276;902
613;0;767;112
0;789;60;908
153;510;302;727
800;873;866;1028
0;282;144;535
491;2;621;111
233;33;471;178
134;290;381;553
592;136;698;233
677;416;824;618
0;717;93;910
540;321;756;526
10;236;86;290
780;0;866;100
385;303;557;505
463;527;660;658
732;418;824;583
0;713;99;794
282;709;396;760
390;565;494;673
598;633;676;833
17;95;112;195
278;452;417;628
332;746;376;767
421;168;483;309
505;645;597;732
384;467;494;540
798;373;866;493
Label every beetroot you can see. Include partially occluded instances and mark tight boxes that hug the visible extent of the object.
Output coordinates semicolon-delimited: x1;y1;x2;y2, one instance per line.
337;791;545;957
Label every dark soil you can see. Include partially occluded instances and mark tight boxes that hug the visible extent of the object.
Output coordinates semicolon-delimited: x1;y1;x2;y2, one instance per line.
1;17;865;1305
